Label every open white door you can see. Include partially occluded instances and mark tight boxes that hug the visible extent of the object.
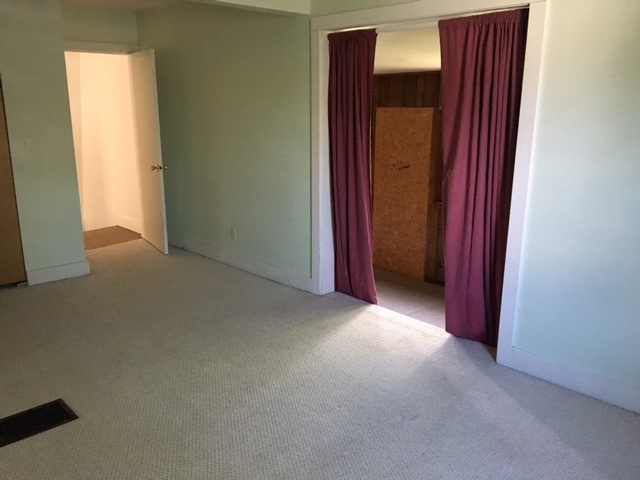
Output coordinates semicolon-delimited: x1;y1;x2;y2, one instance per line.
129;49;168;254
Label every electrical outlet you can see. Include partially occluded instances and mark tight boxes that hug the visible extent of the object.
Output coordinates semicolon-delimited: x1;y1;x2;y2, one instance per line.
230;226;237;241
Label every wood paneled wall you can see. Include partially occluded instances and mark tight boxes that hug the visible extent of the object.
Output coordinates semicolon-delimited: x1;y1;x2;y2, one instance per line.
371;72;444;285
373;72;441;109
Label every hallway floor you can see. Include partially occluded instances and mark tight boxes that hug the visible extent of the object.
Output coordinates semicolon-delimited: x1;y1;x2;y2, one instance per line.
83;226;141;250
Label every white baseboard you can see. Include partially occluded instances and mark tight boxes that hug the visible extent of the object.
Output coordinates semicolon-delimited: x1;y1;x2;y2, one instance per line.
498;345;640;414
27;260;91;286
116;216;142;234
168;234;317;294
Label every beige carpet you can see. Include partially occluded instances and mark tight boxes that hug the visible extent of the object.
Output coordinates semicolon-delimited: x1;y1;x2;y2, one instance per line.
0;240;639;479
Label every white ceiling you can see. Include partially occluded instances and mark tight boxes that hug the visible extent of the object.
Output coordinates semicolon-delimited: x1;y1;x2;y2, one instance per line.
59;0;441;74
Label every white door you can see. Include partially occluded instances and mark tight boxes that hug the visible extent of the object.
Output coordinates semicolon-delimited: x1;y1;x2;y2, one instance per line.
129;49;168;254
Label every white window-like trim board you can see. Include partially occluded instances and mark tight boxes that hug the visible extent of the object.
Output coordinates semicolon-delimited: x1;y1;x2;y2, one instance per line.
192;0;310;15
311;0;536;31
64;41;139;55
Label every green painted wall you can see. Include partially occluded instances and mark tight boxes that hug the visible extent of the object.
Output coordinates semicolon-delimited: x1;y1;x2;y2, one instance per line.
514;0;640;388
138;3;311;276
311;0;416;16
60;7;138;45
0;0;85;273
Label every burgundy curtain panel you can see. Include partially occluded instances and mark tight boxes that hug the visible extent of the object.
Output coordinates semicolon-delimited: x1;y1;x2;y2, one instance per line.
328;29;378;304
439;10;528;346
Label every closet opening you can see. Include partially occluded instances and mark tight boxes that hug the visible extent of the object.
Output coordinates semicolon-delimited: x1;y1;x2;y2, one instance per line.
371;30;445;330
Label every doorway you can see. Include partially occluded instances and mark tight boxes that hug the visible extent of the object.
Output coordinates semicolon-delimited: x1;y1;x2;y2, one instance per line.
311;3;545;355
64;50;168;254
371;32;445;330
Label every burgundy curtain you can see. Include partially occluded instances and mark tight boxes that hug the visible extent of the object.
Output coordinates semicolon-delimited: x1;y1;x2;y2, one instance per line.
328;29;378;304
439;10;528;346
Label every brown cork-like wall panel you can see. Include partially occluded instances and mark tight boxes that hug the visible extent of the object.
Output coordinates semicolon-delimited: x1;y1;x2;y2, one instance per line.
371;72;444;285
373;108;435;280
372;72;441;168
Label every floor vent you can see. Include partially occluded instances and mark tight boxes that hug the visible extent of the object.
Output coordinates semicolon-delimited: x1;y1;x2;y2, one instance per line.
0;399;78;448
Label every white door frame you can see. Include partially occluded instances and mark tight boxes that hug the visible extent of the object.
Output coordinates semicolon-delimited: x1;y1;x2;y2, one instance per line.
64;46;169;255
309;0;548;357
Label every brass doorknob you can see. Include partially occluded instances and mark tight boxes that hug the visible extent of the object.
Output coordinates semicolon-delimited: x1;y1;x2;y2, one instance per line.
151;165;168;171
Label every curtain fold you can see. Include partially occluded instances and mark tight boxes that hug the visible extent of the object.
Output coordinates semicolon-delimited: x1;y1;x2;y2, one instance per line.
439;10;528;346
328;29;378;304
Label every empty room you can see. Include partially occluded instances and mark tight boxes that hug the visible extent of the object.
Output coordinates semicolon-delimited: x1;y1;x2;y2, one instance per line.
1;0;639;478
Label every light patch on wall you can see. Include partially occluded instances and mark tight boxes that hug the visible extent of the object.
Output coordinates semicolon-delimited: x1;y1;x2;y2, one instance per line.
375;27;441;74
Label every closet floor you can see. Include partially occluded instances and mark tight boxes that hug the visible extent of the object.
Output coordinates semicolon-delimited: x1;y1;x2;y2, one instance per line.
374;268;445;330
